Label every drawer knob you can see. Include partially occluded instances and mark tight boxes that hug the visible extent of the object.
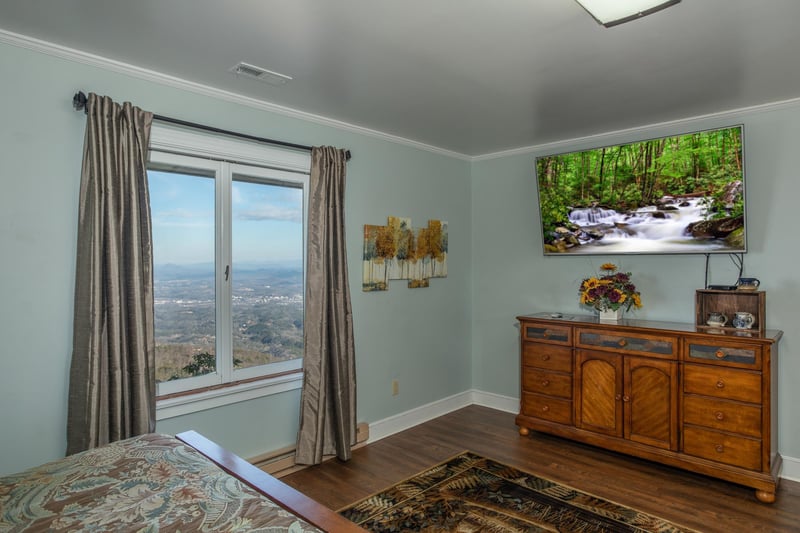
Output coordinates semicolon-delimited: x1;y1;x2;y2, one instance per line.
715;349;726;359
715;444;725;453
541;380;550;387
542;405;550;412
622;395;631;403
715;411;725;421
615;394;622;401
542;354;550;361
716;380;725;389
543;332;550;338
618;339;628;347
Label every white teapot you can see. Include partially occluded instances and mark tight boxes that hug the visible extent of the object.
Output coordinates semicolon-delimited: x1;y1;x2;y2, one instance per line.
732;312;755;329
707;312;727;327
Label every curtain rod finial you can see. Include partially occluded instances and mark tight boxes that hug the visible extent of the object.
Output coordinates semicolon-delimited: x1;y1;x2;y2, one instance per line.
73;91;88;112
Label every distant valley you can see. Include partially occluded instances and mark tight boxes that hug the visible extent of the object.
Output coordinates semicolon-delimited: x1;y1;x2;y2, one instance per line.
153;264;303;382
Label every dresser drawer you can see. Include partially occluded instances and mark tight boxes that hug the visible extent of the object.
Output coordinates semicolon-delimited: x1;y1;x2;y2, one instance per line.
683;364;761;404
522;344;573;373
576;328;677;359
683;395;762;438
521;392;572;424
522;368;572;399
521;322;572;345
683;426;761;471
685;340;761;369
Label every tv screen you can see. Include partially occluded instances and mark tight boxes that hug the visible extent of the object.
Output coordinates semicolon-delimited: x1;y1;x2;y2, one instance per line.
535;125;745;255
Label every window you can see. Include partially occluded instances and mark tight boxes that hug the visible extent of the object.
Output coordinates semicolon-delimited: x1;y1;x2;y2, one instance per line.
147;125;310;415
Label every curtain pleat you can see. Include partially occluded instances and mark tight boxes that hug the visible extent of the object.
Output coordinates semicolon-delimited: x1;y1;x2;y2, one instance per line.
295;146;356;464
66;93;155;455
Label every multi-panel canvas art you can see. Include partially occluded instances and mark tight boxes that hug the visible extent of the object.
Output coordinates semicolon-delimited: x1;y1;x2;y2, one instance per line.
363;216;448;291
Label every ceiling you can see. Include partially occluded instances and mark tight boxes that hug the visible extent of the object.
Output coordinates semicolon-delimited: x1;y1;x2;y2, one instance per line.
2;0;800;157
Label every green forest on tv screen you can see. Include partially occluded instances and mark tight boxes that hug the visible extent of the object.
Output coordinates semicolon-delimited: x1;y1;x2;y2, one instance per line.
535;126;745;255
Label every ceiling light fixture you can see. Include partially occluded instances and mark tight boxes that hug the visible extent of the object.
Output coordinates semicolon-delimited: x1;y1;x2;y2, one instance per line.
575;0;681;27
230;62;292;86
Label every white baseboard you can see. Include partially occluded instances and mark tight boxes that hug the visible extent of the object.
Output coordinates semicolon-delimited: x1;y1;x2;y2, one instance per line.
781;454;800;483
367;389;516;443
366;391;799;483
470;389;519;413
367;391;473;443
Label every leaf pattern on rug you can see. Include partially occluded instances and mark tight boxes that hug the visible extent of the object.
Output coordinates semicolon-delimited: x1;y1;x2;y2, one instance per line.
340;451;700;533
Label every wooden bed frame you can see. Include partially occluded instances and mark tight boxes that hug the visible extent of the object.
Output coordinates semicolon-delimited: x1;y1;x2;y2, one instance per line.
176;431;366;533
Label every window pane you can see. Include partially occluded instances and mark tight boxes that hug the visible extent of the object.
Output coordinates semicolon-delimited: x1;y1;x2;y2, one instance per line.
231;177;304;370
148;170;216;383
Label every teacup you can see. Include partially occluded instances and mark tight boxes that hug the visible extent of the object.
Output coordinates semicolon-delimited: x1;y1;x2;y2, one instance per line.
732;311;755;329
706;312;727;327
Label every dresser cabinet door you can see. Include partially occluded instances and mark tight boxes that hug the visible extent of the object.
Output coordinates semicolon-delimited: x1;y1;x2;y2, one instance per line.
575;350;623;437
625;356;678;450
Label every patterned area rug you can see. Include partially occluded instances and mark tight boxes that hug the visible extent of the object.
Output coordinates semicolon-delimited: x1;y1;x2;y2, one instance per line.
340;451;699;532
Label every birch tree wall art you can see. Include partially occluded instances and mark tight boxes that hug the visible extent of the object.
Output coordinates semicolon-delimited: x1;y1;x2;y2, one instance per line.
362;216;448;291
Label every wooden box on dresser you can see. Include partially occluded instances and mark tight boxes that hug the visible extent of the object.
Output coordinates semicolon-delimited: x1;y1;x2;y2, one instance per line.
516;313;783;503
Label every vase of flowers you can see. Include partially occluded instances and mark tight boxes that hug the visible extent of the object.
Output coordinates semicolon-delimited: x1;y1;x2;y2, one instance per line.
579;263;642;320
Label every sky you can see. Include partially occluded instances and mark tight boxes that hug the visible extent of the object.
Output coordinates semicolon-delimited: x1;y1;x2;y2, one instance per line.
148;170;303;267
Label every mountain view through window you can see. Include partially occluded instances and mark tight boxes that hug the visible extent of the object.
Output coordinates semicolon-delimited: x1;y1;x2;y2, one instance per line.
148;166;304;387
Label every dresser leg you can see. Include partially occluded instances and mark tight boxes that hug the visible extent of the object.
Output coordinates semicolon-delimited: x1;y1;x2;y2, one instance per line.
518;426;530;436
755;489;775;503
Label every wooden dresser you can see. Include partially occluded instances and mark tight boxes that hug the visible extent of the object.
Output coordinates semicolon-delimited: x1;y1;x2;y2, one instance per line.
516;313;783;502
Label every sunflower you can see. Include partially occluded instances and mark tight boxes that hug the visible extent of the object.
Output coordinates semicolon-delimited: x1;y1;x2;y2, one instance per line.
578;264;642;313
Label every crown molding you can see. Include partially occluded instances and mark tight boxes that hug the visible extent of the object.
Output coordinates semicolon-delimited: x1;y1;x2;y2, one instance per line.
6;27;800;165
472;95;800;162
0;28;471;162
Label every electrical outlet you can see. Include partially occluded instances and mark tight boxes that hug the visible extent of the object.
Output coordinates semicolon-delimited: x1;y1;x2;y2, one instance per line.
392;379;399;396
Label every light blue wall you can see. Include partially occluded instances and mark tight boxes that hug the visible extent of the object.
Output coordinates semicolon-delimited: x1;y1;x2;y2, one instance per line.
0;40;472;475
3;34;798;477
471;108;800;459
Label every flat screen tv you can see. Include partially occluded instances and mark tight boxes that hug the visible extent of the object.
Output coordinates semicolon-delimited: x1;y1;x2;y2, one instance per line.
535;125;745;255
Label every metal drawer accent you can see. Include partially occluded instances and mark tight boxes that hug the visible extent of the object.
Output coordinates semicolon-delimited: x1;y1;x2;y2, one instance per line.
524;324;570;345
578;330;675;357
687;343;758;367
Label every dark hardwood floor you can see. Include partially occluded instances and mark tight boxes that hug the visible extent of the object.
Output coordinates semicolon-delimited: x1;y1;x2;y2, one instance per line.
281;405;800;532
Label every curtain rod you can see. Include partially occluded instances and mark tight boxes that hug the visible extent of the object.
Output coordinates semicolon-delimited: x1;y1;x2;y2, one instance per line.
72;91;351;161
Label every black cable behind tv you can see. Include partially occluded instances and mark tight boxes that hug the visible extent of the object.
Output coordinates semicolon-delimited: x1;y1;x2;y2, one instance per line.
704;253;745;289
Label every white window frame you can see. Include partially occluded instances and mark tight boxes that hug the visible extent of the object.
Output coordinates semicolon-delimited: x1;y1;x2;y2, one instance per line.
148;124;311;420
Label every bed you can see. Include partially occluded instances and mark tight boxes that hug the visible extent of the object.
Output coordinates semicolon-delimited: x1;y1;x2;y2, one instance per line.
0;431;365;532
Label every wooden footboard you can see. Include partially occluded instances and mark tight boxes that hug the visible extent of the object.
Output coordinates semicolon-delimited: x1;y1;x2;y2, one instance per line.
176;431;366;533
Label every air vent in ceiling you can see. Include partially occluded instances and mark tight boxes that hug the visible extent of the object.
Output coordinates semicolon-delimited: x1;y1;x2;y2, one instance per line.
229;62;292;86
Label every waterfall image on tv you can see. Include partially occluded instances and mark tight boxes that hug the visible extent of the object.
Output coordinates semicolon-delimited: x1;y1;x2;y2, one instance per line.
535;125;745;255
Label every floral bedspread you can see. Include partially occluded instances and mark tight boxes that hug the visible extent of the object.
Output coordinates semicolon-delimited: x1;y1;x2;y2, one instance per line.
0;433;322;532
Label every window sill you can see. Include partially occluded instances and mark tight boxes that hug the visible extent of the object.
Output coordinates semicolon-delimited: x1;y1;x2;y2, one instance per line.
156;372;303;420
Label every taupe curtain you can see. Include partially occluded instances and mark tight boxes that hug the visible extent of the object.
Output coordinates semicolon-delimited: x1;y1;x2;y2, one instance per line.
66;93;155;455
296;146;356;464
